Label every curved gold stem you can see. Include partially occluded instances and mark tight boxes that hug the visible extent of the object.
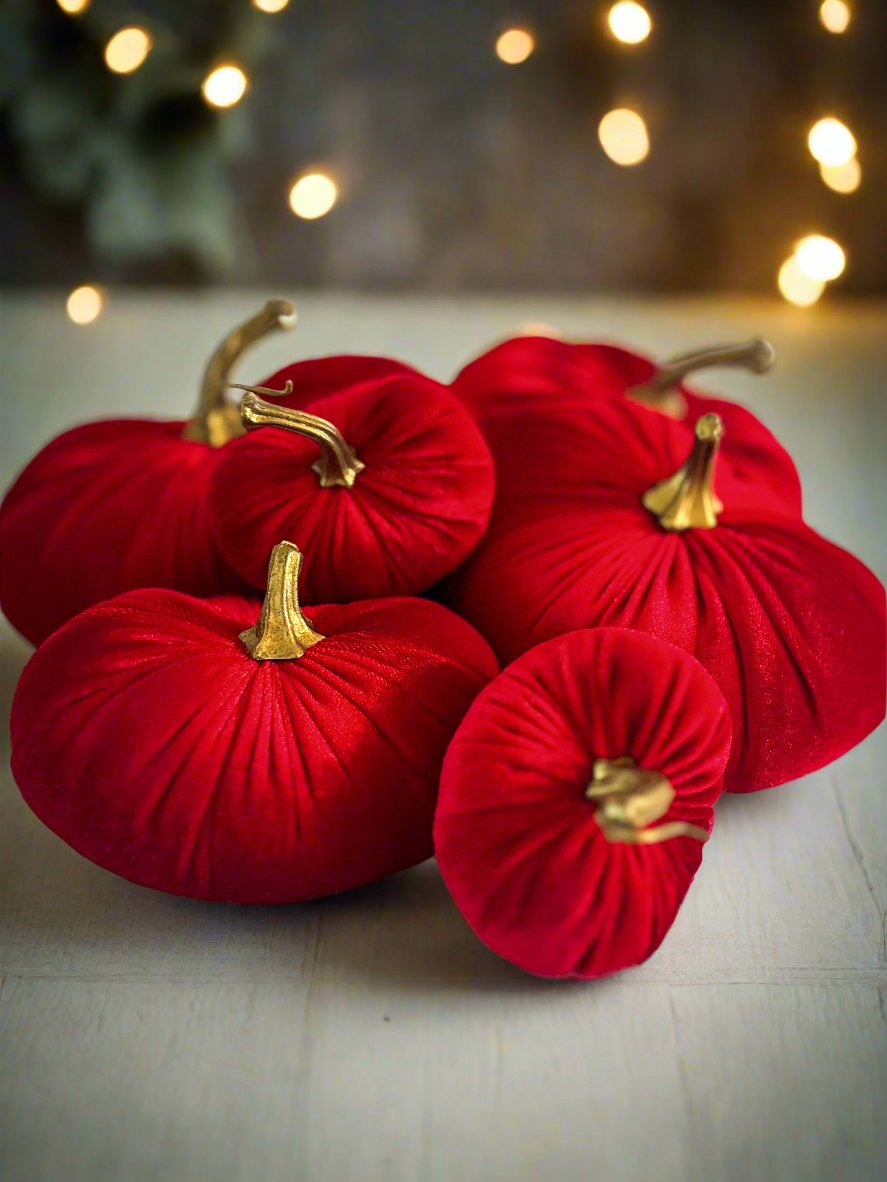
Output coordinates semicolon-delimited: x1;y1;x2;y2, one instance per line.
629;338;775;419
233;383;366;489
586;756;710;845
240;542;324;661
183;299;297;447
642;413;724;532
604;820;711;845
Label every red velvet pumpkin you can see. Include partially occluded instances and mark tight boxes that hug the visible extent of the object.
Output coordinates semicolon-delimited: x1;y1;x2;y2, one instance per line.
452;334;802;515
10;542;498;903
1;300;297;646
452;402;886;793
208;361;495;601
435;628;732;979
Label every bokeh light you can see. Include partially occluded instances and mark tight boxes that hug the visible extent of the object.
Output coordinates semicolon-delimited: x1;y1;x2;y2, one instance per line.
819;157;861;193
819;1;851;34
807;117;857;167
794;235;846;282
289;172;339;219
66;285;105;325
607;3;652;45
495;29;535;65
253;0;290;11
778;258;824;307
104;27;152;75
56;0;90;13
518;322;563;338
598;108;649;166
202;65;249;109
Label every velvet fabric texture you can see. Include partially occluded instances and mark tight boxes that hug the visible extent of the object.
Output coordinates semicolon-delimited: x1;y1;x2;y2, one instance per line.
0;355;482;647
452;336;802;515
0;419;250;646
451;398;886;793
11;589;498;903
209;358;496;601
435;628;732;979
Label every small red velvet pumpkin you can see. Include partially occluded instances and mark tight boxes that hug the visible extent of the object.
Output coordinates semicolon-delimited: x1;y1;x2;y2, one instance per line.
0;301;298;646
452;400;886;793
435;628;732;979
207;360;495;602
452;334;802;515
10;542;497;903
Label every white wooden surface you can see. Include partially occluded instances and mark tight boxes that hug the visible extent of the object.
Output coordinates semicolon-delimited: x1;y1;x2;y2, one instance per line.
1;293;884;1182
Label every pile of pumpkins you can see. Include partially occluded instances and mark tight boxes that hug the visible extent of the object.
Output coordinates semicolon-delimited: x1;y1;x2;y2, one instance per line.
2;299;883;980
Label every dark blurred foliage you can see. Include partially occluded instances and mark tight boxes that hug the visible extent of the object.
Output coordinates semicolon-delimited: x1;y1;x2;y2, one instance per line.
1;0;884;291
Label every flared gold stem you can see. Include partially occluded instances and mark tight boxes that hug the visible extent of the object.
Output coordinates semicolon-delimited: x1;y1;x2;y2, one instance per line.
240;542;324;661
629;338;775;419
183;299;297;447
586;756;710;845
234;383;365;489
642;413;724;531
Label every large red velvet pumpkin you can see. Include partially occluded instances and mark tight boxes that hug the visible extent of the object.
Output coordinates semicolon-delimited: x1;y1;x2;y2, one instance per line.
10;542;498;903
452;334;802;515
435;628;732;979
452;402;885;793
0;301;298;646
208;359;495;602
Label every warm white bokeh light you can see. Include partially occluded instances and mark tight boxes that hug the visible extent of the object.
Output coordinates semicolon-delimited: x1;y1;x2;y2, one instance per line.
819;156;861;193
607;3;652;45
104;27;152;74
66;285;105;326
202;65;249;109
819;1;851;34
794;235;846;282
495;28;535;64
778;258;824;307
56;0;90;14
253;0;290;11
289;173;339;220
518;322;563;339
807;117;857;167
598;108;649;166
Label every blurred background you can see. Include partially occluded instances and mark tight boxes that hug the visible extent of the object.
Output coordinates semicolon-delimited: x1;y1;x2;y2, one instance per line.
1;0;883;307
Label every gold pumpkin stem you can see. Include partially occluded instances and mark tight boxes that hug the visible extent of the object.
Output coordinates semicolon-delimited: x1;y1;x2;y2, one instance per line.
183;299;297;447
240;542;324;661
629;338;775;419
586;756;710;845
233;383;366;489
642;413;724;532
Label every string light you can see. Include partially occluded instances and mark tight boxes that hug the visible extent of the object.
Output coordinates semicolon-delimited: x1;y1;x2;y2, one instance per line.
202;65;249;109
779;11;856;302
104;27;152;74
495;29;535;65
778;258;824;307
819;1;851;34
807;117;856;167
598;108;649;166
56;0;90;13
253;0;289;11
819;157;861;193
794;235;846;282
607;3;652;45
66;285;105;326
289;172;339;219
